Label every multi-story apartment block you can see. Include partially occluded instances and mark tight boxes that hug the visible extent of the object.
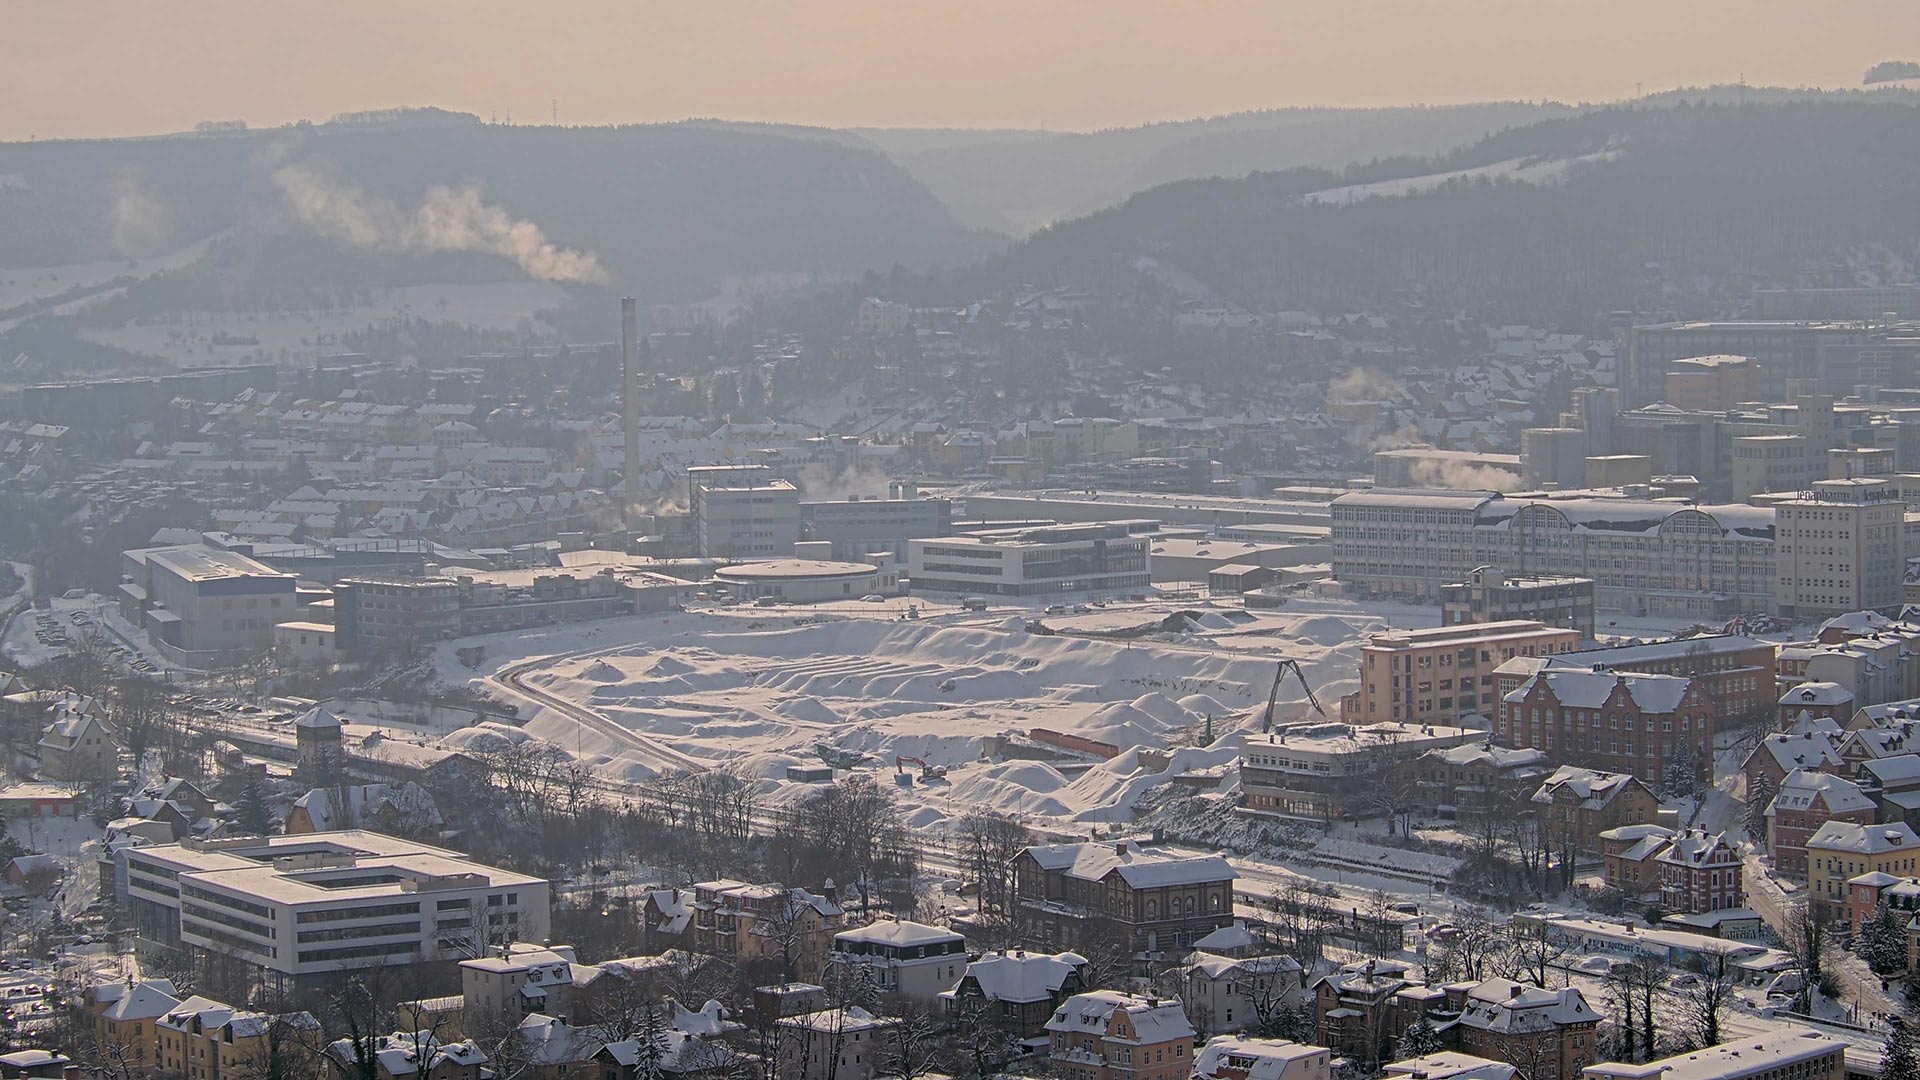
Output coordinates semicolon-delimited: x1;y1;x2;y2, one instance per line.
1044;991;1196;1080
1806;820;1920;922
122;831;549;990
1012;840;1235;967
1655;830;1745;914
1497;668;1712;786
1348;621;1582;726
1773;479;1906;619
1764;769;1877;880
331;578;461;657
1531;768;1661;858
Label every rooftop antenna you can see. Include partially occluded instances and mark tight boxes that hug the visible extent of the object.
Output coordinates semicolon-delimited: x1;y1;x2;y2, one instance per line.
552;99;558;125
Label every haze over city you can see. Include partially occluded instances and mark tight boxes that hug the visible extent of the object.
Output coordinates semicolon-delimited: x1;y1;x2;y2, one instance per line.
3;0;1916;138
9;8;1920;1080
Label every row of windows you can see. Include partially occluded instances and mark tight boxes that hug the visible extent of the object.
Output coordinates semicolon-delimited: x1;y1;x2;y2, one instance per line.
296;901;421;924
296;919;422;944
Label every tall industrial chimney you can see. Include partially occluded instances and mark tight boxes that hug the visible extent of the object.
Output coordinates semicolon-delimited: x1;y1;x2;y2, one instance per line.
620;297;640;524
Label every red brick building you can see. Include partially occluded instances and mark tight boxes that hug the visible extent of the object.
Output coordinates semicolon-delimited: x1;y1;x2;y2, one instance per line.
1498;668;1712;786
1655;829;1745;913
1495;635;1776;727
1599;824;1675;896
1765;768;1877;880
1743;731;1844;804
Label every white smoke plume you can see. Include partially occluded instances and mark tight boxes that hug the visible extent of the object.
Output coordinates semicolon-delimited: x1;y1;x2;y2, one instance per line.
795;461;897;502
108;171;177;258
271;159;609;284
1326;366;1405;405
1405;458;1524;493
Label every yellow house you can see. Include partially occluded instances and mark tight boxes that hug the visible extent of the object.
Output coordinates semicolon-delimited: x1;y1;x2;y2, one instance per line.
86;979;182;1073
1806;820;1920;923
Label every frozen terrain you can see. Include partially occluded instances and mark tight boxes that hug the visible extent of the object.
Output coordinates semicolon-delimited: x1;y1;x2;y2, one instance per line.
1302;150;1621;206
437;603;1381;826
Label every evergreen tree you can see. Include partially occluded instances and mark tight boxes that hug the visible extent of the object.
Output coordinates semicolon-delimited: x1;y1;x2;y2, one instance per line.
1661;742;1701;800
236;771;272;836
1857;903;1908;976
1261;999;1310;1043
1885;1015;1917;1080
1395;1017;1442;1060
633;1003;666;1080
1745;773;1775;841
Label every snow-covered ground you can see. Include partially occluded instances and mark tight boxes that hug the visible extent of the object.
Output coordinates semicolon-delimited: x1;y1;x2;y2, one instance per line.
77;281;573;368
436;599;1388;826
1302;150;1622;206
0;235;222;326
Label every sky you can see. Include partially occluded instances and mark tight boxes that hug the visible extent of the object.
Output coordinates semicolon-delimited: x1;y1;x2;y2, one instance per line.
4;0;1917;140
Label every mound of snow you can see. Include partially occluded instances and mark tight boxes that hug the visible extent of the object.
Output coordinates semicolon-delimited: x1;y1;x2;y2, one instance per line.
648;654;696;676
776;696;842;725
1127;692;1195;728
1178;693;1235;716
1288;615;1370;646
441;722;532;751
581;660;626;682
999;616;1027;632
1190;611;1235;631
945;763;1079;818
1066;743;1241;822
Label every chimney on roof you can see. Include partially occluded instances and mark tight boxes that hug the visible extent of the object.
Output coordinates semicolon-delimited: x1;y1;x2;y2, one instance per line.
1114;840;1130;856
1510;985;1523;998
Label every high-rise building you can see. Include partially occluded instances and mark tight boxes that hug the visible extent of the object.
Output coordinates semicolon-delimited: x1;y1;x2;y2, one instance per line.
1772;478;1906;619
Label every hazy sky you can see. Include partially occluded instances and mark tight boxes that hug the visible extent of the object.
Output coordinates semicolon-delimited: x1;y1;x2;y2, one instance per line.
6;1;1916;140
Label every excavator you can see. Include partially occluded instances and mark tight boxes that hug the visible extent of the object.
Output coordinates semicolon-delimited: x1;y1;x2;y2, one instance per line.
895;755;949;783
1260;657;1328;734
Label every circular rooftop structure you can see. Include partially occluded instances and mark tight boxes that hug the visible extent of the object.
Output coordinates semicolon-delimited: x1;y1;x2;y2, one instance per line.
715;559;879;582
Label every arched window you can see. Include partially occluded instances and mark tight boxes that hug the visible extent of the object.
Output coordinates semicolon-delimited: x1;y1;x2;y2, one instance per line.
1185;897;1196;915
1210;895;1222;912
1146;900;1157;918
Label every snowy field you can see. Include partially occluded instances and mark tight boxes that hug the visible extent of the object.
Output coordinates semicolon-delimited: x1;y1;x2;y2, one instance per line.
78;281;574;368
437;601;1390;828
1302;150;1621;206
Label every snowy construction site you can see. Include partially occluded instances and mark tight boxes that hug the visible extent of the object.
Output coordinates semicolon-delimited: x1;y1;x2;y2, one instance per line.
435;601;1386;831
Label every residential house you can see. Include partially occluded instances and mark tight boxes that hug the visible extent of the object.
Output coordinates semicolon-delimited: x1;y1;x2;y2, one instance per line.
1530;768;1660;860
1598;825;1674;896
461;945;591;1027
156;996;322;1080
1044;990;1196;1080
1845;873;1920;937
1013;840;1236;969
1765;770;1877;880
284;783;441;836
85;978;181;1073
1413;744;1550;814
325;1033;487;1080
36;702;115;782
689;880;844;977
1655;830;1745;914
940;949;1090;1040
1311;959;1417;1068
1743;732;1843;804
1181;953;1305;1036
1191;1037;1331;1080
825;918;967;1001
1446;979;1599;1080
774;1007;897;1080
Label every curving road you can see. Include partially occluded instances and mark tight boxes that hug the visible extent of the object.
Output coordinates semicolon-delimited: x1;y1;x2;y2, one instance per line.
489;648;708;775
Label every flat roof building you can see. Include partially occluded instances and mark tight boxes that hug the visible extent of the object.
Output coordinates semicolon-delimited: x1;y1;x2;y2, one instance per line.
909;523;1150;597
120;543;298;667
122;830;549;989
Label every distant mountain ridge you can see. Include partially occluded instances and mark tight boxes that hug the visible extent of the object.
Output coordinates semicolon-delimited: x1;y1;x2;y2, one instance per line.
0;119;993;303
986;99;1920;325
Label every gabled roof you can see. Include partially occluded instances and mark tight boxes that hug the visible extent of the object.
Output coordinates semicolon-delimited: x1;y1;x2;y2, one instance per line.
1020;841;1236;889
1767;769;1875;817
1531;766;1647;809
960;950;1087;1004
1807;819;1920;855
98;980;182;1022
1456;979;1595;1034
1656;830;1737;868
1748;732;1843;775
1045;990;1195;1043
1193;1037;1326;1080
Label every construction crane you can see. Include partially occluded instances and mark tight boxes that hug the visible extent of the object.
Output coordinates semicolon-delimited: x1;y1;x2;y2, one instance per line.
896;755;948;782
1261;658;1327;734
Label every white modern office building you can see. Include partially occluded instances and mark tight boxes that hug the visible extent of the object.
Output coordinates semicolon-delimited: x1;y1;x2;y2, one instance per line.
123;830;549;989
907;522;1151;596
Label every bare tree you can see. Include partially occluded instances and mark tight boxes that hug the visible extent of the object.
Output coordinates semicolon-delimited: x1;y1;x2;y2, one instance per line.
1497;920;1569;987
1675;953;1736;1050
877;997;941;1080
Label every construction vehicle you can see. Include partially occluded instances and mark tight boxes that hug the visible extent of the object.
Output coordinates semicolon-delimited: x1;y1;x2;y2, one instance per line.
813;742;869;769
896;755;948;782
1261;658;1328;733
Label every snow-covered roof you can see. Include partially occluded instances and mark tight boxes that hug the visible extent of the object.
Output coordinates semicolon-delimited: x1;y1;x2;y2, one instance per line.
98;980;182;1022
1806;819;1920;855
1780;682;1853;707
1586;1029;1843;1080
1193;1037;1327;1080
1531;766;1645;809
1749;731;1842;774
1766;769;1875;817
1506;668;1691;713
1455;979;1595;1034
1021;840;1236;889
960;950;1087;1004
1384;1053;1519;1080
1655;829;1737;868
833;918;962;948
328;1032;487;1075
1045;990;1195;1044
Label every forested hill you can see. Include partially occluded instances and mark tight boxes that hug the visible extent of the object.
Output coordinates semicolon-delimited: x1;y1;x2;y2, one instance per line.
0;116;994;302
990;101;1920;327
